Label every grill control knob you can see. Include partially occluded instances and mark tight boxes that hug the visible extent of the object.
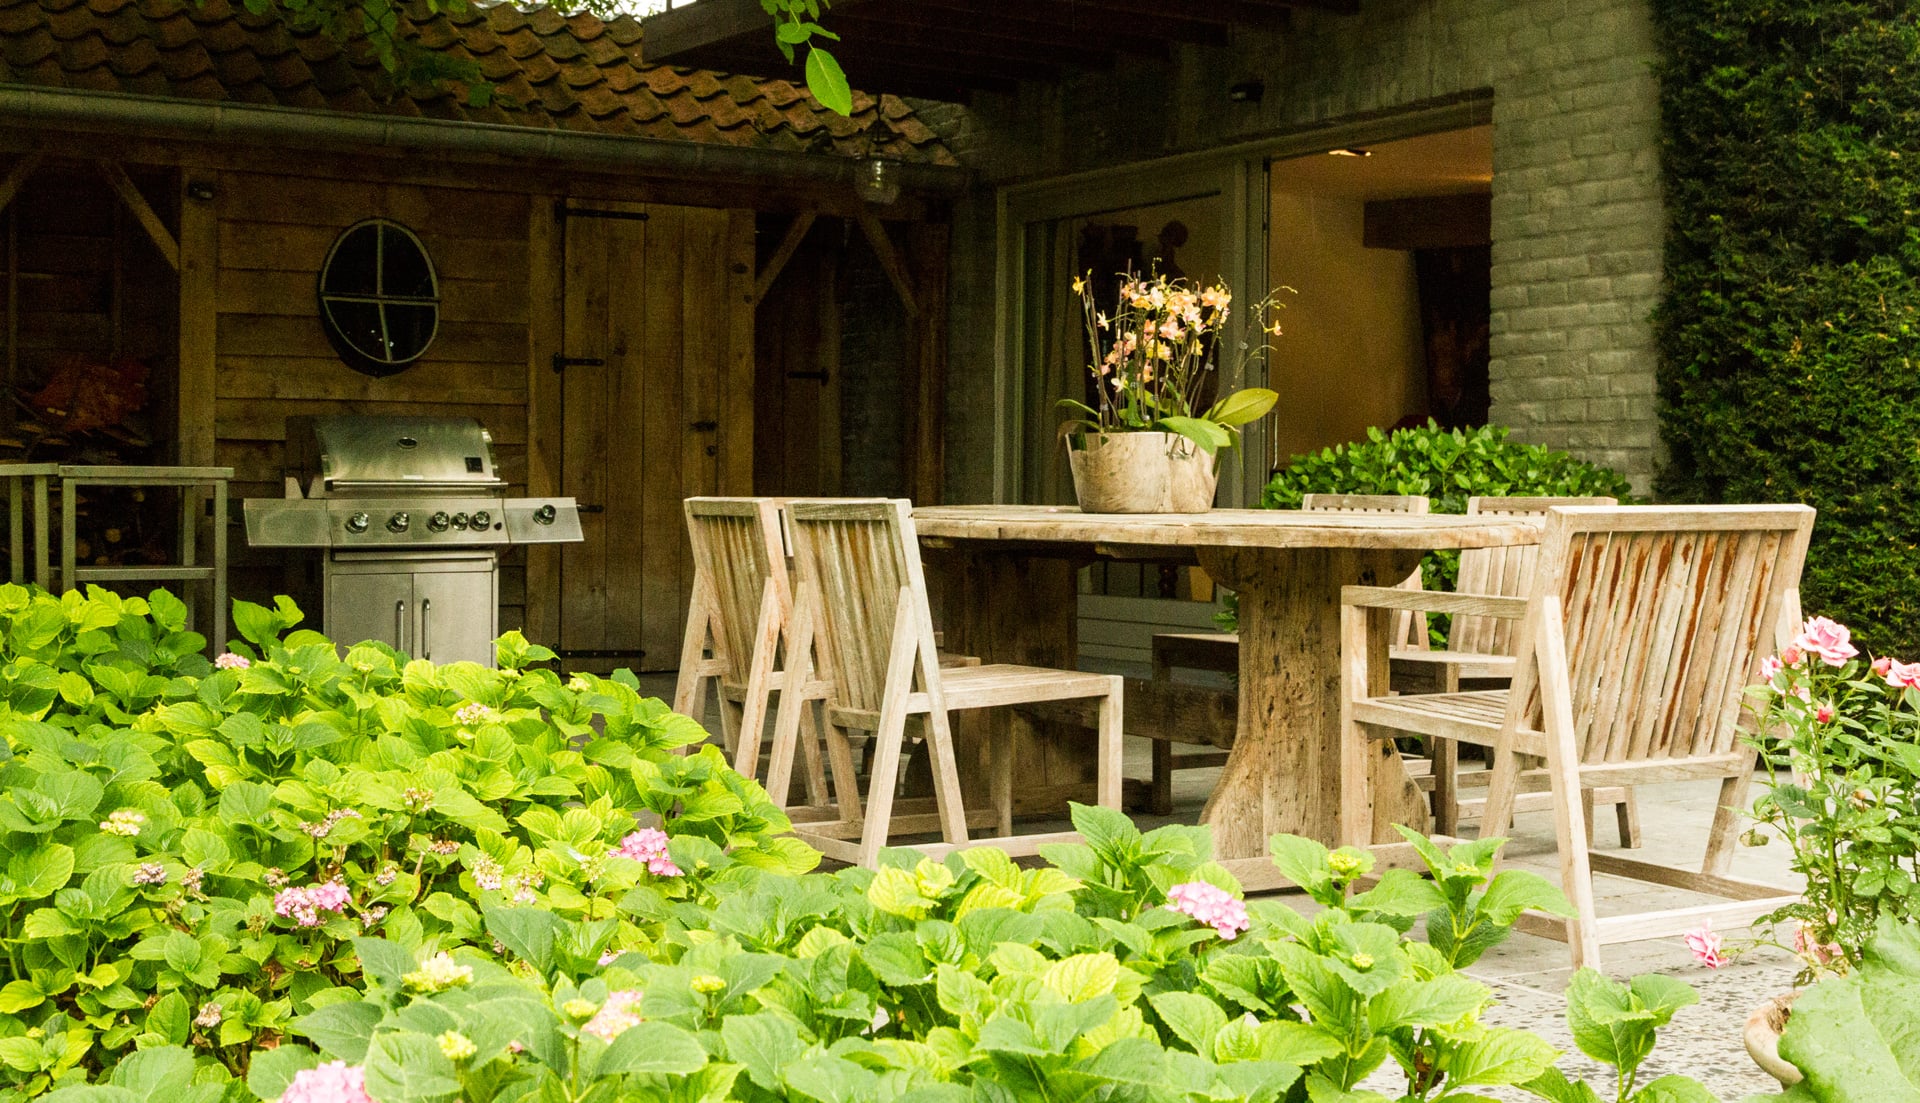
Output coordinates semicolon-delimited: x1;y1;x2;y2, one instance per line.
533;504;557;525
345;512;370;534
387;512;411;534
451;512;470;529
428;511;451;533
470;510;493;529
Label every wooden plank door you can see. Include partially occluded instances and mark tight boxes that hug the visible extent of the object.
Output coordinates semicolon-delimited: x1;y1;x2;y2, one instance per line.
557;201;755;670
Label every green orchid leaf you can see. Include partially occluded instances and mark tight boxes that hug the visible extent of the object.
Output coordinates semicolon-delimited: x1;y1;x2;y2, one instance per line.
1207;387;1280;427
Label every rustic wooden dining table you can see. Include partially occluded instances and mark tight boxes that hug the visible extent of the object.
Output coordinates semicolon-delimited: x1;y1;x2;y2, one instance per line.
912;505;1545;888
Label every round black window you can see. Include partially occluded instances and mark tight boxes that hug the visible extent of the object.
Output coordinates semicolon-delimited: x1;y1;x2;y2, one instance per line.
317;219;440;377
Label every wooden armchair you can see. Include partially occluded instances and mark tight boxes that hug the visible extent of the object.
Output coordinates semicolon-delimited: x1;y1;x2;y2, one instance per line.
769;498;1124;868
1391;496;1635;843
1339;504;1812;968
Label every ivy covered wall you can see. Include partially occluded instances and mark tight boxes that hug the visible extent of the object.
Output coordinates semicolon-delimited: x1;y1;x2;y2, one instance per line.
1655;2;1920;653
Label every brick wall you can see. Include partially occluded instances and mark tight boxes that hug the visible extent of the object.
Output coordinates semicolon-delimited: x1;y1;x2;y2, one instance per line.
928;0;1664;497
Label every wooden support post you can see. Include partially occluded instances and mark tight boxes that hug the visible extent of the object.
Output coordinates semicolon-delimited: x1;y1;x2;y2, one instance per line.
99;162;180;271
907;222;949;506
524;198;563;646
176;172;217;467
753;211;816;305
0;154;43;217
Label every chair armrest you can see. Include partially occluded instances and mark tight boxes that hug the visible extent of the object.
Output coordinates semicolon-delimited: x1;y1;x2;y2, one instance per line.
1342;585;1528;620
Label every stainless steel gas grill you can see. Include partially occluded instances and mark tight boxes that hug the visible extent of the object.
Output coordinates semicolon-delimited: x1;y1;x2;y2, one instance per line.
242;415;582;666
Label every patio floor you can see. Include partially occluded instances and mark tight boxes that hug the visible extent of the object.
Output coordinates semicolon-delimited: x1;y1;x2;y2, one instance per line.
641;672;1800;1098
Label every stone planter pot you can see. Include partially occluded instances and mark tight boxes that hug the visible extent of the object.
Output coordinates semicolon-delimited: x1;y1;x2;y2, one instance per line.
1066;431;1218;513
1744;991;1802;1087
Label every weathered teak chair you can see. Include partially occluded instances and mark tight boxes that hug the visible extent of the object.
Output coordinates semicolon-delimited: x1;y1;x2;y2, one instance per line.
769;498;1124;868
674;497;830;806
1391;496;1637;843
675;497;975;823
1339;504;1812;968
1144;493;1430;811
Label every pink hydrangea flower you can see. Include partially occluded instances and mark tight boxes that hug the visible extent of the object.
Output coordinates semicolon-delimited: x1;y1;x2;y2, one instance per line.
214;652;251;671
580;990;645;1042
1684;923;1728;968
1794;617;1858;667
1885;659;1920;690
278;1061;372;1103
1758;656;1783;682
273;879;351;928
614;828;683;877
1164;881;1251;940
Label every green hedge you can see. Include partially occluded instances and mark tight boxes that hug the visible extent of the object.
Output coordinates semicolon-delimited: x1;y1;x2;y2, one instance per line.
1214;423;1632;636
1655;2;1920;654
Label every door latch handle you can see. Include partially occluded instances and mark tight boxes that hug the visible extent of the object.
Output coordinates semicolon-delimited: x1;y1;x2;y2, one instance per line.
552;354;607;373
690;420;719;432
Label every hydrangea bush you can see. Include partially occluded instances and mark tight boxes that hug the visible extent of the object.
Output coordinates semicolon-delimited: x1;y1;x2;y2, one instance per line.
0;585;808;1095
1;586;1715;1102
229;810;1707;1103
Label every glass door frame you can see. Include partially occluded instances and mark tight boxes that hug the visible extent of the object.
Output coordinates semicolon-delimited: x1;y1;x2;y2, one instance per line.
990;98;1494;507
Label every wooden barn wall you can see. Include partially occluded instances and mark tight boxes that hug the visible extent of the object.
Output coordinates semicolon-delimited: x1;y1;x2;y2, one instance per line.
206;169;534;634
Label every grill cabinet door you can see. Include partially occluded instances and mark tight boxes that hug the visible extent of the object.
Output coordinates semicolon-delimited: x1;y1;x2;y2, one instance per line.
325;567;414;653
412;559;498;667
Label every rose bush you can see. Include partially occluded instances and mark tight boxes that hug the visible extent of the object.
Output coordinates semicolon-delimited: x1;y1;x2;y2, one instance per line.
1742;615;1920;979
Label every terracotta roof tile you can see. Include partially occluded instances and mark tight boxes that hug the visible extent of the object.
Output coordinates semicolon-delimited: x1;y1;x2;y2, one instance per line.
0;0;956;165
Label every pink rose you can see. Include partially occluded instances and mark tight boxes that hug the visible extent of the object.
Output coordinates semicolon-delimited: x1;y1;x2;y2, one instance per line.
1781;645;1805;667
1885;659;1920;690
1814;702;1835;724
1684;923;1729;968
1873;656;1893;677
1794;617;1858;667
1758;656;1783;681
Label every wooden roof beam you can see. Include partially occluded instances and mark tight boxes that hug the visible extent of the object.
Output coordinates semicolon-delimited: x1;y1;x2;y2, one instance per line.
850;4;1170;59
902;0;1233;46
832;13;1120;71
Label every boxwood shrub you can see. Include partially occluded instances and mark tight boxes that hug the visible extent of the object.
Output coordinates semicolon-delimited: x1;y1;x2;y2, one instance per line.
1218;423;1632;636
1655;1;1920;655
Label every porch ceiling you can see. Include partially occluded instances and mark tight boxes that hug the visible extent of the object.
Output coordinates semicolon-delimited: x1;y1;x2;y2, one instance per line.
639;0;1358;102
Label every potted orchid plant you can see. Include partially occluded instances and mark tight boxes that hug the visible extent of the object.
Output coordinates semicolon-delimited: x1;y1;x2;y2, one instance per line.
1690;615;1920;1083
1057;270;1284;513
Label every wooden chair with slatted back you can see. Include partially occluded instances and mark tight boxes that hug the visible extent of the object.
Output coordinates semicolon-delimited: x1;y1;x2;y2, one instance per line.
768;498;1124;868
1143;493;1431;812
674;498;831;808
1391;496;1633;843
1339;504;1813;968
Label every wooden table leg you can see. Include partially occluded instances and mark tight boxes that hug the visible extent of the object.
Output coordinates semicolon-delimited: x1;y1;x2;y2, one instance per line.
1196;546;1431;876
925;546;1098;815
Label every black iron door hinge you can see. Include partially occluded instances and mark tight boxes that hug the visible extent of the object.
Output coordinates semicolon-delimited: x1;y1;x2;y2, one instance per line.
557;202;651;223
